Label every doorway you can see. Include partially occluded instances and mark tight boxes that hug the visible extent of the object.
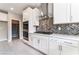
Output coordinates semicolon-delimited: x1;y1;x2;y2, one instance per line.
12;20;19;39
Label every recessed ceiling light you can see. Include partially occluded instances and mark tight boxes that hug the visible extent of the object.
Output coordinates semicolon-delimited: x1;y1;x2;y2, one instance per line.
10;8;14;10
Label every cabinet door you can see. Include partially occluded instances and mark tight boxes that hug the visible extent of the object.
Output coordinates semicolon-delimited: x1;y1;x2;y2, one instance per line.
32;8;40;26
71;4;79;22
54;3;69;24
49;38;60;55
61;45;78;55
23;7;33;22
29;34;33;45
32;37;39;49
39;37;49;54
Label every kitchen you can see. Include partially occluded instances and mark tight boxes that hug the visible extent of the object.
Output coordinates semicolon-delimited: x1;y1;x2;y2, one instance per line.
0;3;79;55
23;3;79;55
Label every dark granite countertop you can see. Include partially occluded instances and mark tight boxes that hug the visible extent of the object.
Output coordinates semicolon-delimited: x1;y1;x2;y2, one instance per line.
35;32;52;34
29;33;79;41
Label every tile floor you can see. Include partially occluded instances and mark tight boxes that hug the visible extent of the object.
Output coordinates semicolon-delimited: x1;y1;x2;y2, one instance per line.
0;39;43;55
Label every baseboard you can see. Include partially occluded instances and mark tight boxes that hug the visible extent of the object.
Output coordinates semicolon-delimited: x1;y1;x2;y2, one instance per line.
0;39;7;42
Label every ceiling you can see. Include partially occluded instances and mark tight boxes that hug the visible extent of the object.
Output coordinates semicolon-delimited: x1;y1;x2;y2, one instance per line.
0;3;41;15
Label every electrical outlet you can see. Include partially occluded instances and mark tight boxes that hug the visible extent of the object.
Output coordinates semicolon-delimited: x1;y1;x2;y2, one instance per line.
58;27;61;30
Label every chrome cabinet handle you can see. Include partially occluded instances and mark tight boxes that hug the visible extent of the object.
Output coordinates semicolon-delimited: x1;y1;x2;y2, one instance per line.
50;39;53;40
51;39;57;41
38;40;40;44
59;45;62;51
64;41;72;44
60;45;62;51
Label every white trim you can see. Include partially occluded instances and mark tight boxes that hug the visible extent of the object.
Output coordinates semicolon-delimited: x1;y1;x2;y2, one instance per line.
0;39;7;42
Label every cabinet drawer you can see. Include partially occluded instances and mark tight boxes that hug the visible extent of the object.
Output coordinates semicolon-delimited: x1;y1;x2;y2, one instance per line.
61;40;79;47
50;37;59;42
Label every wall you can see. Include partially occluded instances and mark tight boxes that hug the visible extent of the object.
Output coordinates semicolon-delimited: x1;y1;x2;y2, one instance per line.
8;12;23;42
37;21;79;35
52;23;79;35
36;18;53;33
37;18;79;35
0;22;8;41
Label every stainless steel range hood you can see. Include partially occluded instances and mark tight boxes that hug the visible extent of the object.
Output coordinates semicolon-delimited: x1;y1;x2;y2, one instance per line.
40;3;48;19
40;3;53;19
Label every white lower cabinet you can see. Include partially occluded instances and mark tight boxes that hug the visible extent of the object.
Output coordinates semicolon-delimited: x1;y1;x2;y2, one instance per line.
61;45;78;55
39;37;49;54
29;34;79;55
30;34;49;54
29;34;38;49
49;38;60;55
49;37;79;55
32;36;39;49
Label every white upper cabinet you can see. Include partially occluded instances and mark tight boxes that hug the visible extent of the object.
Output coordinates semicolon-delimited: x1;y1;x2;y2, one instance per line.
71;4;79;23
53;3;70;24
23;7;41;26
54;3;79;24
32;8;41;26
0;12;7;21
23;7;33;22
